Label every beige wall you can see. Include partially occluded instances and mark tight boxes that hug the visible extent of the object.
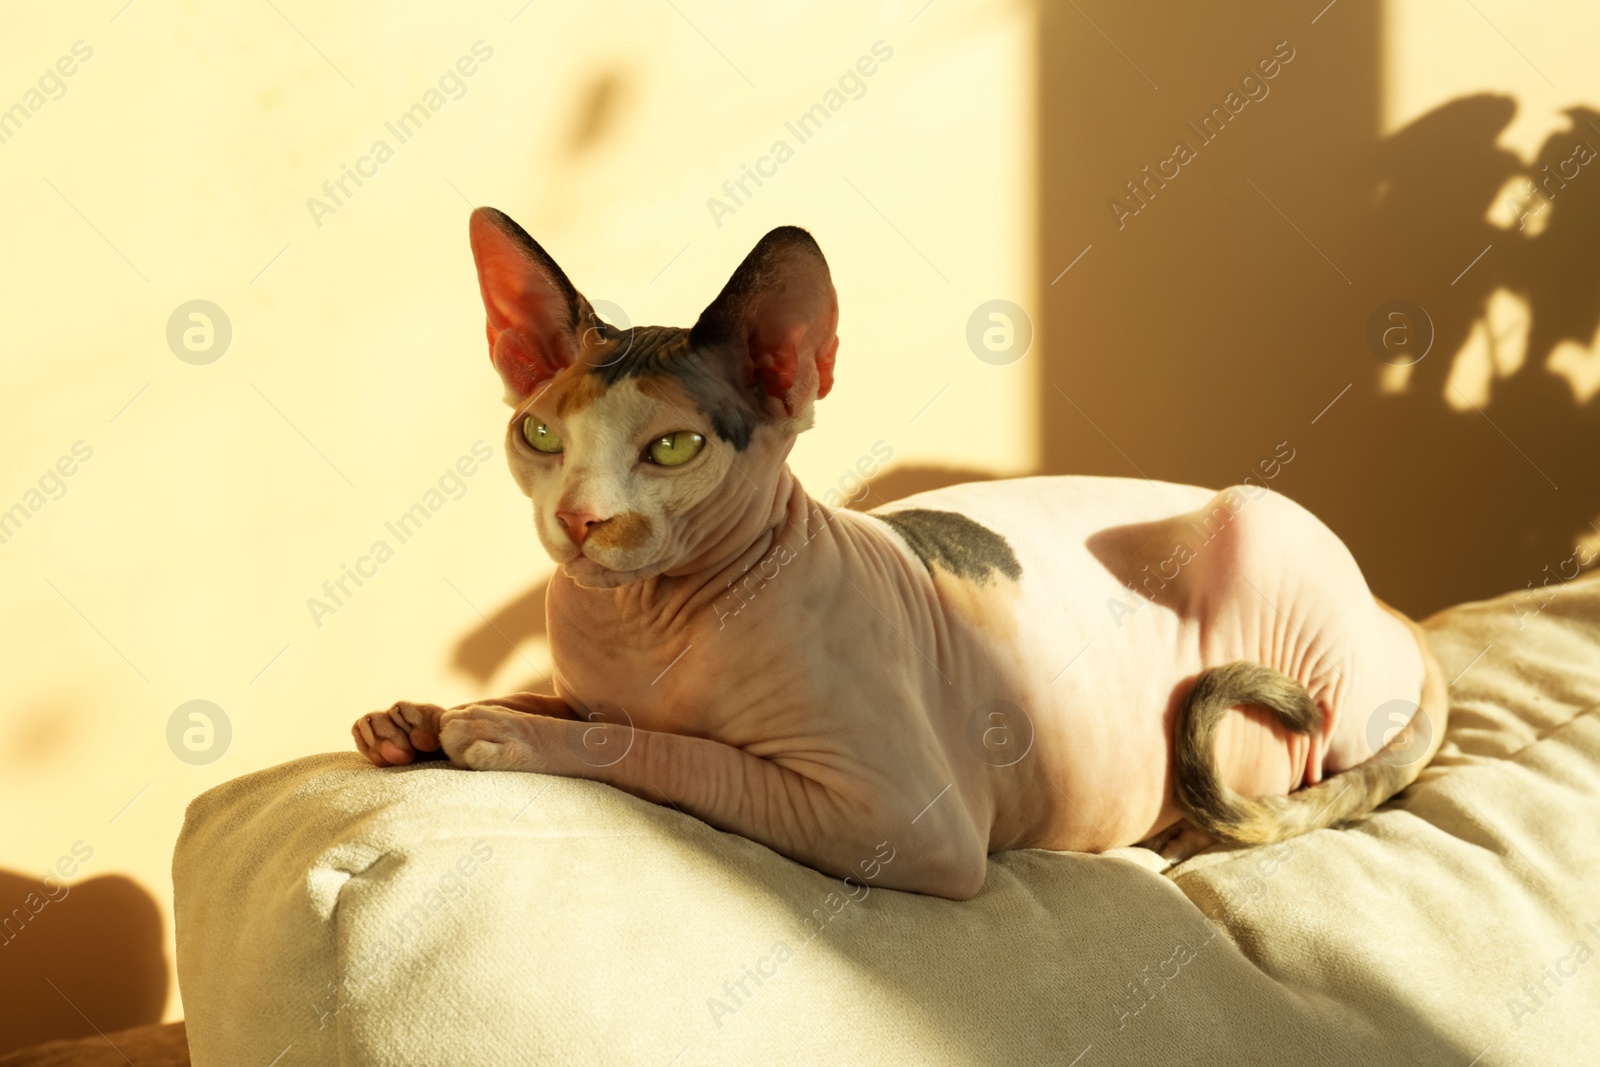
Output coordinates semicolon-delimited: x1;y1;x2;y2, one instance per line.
1038;0;1600;618
3;0;1597;1046
0;0;1035;1036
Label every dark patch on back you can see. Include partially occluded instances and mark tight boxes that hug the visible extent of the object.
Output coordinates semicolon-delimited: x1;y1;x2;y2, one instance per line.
875;508;1022;584
582;323;758;450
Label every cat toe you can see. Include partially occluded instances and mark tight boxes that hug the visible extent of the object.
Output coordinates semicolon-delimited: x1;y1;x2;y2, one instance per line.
377;739;414;765
440;706;542;771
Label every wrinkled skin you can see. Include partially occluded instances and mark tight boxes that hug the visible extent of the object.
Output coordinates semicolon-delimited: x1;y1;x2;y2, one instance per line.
354;211;1437;899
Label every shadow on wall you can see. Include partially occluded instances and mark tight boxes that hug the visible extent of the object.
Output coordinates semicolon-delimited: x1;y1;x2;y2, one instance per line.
0;872;167;1057
452;465;993;690
1038;0;1599;617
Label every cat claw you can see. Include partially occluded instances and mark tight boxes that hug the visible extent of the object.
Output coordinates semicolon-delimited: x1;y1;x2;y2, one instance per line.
353;700;446;767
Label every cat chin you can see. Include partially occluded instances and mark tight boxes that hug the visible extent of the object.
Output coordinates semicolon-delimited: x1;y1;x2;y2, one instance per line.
561;555;660;590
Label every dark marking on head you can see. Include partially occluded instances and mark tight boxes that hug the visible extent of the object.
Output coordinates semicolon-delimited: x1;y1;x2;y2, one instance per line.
581;322;759;450
875;508;1022;584
585;324;688;384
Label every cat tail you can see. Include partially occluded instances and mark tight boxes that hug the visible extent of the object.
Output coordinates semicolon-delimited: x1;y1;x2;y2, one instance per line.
1172;660;1447;845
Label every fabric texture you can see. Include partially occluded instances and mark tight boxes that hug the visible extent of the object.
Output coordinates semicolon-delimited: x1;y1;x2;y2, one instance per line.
174;576;1600;1066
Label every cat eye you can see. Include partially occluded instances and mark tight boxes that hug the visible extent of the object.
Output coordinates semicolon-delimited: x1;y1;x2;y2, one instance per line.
522;417;564;455
646;431;705;467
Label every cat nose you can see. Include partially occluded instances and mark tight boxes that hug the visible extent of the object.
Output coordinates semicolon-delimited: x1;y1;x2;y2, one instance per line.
556;509;606;546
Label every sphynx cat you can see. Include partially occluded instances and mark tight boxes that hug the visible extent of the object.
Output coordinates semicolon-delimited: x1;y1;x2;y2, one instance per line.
353;209;1448;899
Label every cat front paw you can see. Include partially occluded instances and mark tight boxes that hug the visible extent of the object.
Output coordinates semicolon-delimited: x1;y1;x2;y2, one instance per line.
439;704;544;772
353;700;446;767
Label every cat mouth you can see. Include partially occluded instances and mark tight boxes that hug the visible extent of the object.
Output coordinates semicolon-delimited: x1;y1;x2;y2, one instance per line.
564;553;643;590
565;551;611;572
563;547;664;588
564;548;633;578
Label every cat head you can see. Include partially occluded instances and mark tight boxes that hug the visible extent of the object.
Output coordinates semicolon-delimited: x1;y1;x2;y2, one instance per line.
468;207;839;588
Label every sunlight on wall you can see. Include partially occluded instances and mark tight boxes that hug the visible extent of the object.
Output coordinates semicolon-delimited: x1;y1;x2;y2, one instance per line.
10;0;1596;1042
1438;286;1527;408
1384;0;1600;410
1547;327;1600;403
1432;278;1600;409
0;0;1035;1027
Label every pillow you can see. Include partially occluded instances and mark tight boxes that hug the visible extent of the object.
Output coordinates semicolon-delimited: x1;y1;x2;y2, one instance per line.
175;576;1600;1065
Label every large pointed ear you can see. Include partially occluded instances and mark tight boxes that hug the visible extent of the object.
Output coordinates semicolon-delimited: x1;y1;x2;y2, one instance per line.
690;226;839;421
468;207;591;403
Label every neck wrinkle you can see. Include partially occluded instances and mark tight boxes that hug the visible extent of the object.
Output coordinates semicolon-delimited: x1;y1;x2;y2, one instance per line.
570;466;813;633
666;465;814;617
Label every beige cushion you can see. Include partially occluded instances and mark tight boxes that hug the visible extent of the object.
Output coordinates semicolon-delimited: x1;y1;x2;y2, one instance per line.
174;575;1600;1066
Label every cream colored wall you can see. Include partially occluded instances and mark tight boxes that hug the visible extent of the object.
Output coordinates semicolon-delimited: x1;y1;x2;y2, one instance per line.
1384;0;1600;408
0;0;1035;1026
1036;0;1600;618
12;0;1593;1040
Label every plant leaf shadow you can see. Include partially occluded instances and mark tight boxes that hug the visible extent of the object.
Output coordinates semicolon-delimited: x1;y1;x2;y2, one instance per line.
1040;0;1600;619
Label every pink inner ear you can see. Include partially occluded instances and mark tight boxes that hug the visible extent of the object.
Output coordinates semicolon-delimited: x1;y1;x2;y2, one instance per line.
693;226;840;416
815;334;838;399
747;296;839;413
751;326;803;399
469;210;579;398
490;327;550;400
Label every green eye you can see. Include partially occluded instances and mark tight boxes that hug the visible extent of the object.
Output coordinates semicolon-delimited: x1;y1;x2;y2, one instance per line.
646;431;705;467
522;417;563;454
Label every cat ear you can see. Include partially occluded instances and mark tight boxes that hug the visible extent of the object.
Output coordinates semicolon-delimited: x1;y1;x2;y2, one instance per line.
468;207;589;403
691;226;840;419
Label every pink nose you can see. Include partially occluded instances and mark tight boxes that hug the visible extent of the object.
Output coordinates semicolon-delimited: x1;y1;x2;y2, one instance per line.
556;510;605;546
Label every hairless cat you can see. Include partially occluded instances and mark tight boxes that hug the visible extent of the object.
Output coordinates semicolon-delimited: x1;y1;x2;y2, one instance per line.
353;209;1448;899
